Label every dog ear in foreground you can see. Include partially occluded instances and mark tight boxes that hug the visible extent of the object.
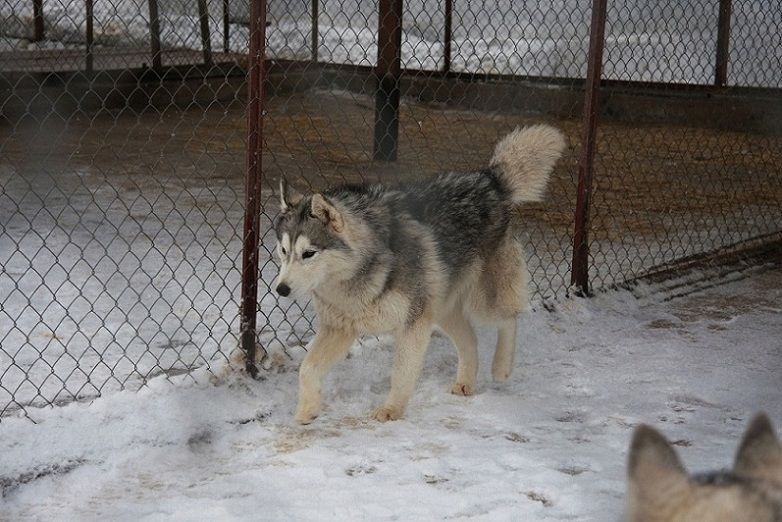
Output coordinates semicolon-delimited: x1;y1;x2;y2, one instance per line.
626;412;782;522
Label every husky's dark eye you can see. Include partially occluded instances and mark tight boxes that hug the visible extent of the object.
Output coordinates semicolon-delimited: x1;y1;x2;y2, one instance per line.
302;250;317;259
281;246;287;255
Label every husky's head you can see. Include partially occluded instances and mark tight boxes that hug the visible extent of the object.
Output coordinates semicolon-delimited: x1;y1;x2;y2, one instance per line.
272;179;353;297
626;413;782;522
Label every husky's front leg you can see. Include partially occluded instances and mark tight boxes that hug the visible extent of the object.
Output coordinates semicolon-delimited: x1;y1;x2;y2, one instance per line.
373;320;432;422
296;328;355;424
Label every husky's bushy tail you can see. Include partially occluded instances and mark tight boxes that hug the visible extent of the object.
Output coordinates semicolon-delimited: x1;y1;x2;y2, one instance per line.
490;124;566;203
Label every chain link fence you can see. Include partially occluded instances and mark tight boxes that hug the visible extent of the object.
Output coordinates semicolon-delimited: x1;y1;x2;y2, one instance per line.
589;0;782;289
1;0;780;419
1;0;249;416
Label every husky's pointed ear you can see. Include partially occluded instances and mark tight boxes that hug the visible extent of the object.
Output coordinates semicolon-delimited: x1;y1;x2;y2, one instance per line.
734;412;782;477
310;194;344;233
279;178;302;211
628;424;686;479
626;425;689;521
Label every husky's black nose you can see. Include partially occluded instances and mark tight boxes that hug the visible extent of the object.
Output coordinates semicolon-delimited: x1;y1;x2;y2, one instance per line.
276;283;290;297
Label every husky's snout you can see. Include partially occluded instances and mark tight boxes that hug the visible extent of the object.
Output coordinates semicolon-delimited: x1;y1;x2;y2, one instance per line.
276;282;290;296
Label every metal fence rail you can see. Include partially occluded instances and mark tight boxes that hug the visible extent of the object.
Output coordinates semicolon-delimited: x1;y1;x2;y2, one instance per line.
1;0;780;418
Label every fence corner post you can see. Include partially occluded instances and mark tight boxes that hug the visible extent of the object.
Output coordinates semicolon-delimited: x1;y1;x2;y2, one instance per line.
240;0;268;378
570;0;607;297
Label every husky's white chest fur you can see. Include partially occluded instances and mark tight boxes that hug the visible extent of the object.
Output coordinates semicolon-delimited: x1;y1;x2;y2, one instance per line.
313;287;417;335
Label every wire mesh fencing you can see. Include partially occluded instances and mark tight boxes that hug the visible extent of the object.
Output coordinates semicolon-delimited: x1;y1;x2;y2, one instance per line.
589;0;782;289
0;0;249;417
1;0;780;419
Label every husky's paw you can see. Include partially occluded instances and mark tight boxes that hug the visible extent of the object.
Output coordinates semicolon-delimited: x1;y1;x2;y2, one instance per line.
295;410;319;425
450;382;474;396
295;403;320;425
492;367;512;383
372;405;404;422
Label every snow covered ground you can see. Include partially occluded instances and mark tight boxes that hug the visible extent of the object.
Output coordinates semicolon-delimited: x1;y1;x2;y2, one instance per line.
2;266;780;520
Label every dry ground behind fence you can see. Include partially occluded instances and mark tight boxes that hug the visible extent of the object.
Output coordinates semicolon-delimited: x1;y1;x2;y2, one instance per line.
5;86;779;290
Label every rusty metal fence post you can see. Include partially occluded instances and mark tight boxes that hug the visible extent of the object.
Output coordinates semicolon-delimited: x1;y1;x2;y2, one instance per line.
147;0;162;70
715;0;732;87
85;0;94;73
32;0;44;41
311;0;319;62
240;0;267;377
442;0;452;73
571;0;608;296
223;0;231;53
373;0;403;161
198;0;214;66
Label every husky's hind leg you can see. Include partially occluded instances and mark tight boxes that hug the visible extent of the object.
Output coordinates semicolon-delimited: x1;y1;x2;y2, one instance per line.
492;319;517;382
488;264;524;382
373;318;432;422
438;308;478;396
471;237;528;382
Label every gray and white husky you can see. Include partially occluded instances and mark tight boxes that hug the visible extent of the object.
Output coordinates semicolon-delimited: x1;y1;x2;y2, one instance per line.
273;125;566;424
627;413;782;521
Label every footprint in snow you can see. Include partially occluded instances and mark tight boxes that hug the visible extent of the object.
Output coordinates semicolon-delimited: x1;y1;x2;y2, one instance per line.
524;490;553;507
557;465;590;476
504;432;530;443
345;464;377;476
556;410;586;423
424;474;449;485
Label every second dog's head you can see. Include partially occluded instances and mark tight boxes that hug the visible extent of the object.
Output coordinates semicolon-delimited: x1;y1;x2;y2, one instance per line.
626;413;782;522
272;179;358;298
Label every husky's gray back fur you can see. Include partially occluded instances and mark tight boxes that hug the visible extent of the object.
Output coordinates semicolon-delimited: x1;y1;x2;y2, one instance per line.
626;413;782;522
274;124;565;308
324;168;512;283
